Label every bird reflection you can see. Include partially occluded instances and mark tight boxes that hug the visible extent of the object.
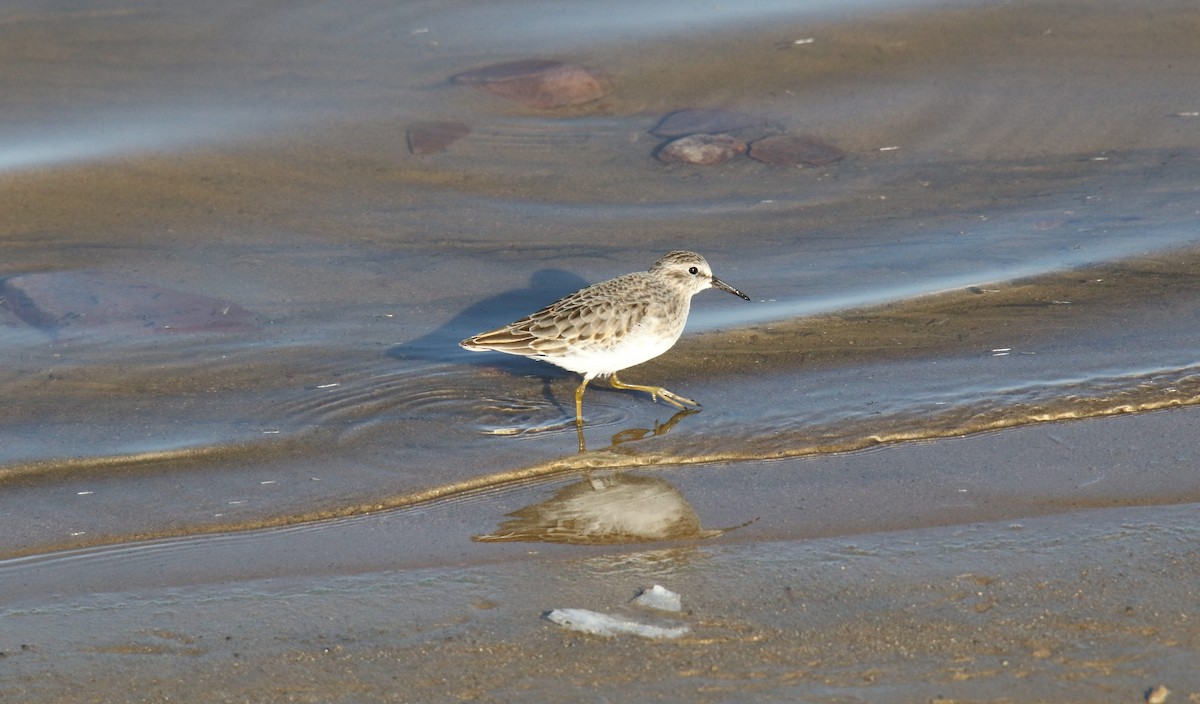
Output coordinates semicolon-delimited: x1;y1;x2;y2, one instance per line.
473;473;723;545
578;406;700;453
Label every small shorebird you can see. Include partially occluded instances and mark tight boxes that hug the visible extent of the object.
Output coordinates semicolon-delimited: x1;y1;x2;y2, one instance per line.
460;251;750;443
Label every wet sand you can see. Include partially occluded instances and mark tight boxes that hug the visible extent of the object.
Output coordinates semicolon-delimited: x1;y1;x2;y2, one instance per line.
2;0;1200;700
3;410;1199;702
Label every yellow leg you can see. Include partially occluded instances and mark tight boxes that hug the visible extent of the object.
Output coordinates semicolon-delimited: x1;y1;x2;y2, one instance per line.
575;377;591;453
574;377;591;425
609;372;700;409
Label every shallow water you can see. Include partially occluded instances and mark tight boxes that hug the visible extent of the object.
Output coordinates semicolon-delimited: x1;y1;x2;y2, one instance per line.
3;1;1200;699
1;0;1198;579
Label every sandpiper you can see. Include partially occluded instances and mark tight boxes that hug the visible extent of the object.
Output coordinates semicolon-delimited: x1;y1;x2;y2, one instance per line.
460;251;750;439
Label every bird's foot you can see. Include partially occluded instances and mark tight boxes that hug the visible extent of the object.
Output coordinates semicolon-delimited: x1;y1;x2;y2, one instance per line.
652;387;699;409
608;373;700;409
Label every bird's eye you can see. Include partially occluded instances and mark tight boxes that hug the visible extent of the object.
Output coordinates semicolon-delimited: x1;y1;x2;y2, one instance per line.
688;266;699;275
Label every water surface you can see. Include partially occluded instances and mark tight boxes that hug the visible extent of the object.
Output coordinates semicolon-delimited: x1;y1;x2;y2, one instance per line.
1;1;1199;697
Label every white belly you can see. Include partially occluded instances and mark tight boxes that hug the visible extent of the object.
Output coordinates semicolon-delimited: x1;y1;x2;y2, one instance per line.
543;316;684;378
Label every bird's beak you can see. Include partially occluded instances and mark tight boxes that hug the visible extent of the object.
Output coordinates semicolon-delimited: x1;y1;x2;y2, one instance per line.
711;275;751;301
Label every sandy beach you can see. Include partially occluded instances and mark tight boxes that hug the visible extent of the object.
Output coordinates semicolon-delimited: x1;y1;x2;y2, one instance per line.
1;0;1199;700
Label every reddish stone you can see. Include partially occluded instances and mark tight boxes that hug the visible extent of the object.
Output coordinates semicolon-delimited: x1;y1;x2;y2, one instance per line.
407;121;469;154
748;134;846;166
650;108;768;138
450;59;612;109
656;134;747;166
1;271;257;336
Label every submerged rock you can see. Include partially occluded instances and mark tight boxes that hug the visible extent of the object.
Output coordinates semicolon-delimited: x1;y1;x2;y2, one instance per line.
406;121;469;154
650;108;769;138
1;271;257;337
656;133;747;165
748;134;846;166
450;59;612;109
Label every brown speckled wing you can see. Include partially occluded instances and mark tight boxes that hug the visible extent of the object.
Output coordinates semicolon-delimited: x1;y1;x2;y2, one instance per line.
463;273;652;357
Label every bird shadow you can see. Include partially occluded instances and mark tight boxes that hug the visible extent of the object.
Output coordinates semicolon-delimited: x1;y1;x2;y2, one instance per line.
389;269;590;417
387;268;588;366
